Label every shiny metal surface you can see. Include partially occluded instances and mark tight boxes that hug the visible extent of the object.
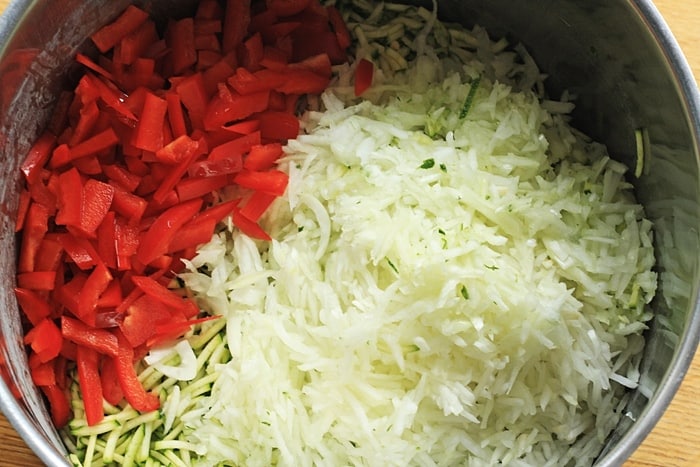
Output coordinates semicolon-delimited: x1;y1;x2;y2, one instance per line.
0;1;698;466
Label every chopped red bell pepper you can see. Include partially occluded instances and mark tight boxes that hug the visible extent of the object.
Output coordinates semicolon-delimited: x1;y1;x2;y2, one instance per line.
24;318;63;363
354;58;374;97
76;345;105;425
91;5;150;53
112;330;160;412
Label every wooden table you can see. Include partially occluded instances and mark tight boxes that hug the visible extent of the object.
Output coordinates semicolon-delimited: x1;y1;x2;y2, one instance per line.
1;1;700;466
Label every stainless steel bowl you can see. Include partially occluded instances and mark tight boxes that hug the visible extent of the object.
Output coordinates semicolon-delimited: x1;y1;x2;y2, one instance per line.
1;1;699;465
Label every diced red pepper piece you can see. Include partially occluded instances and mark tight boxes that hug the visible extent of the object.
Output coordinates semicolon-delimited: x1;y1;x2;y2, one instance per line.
76;345;105;426
327;5;352;50
18;201;50;273
17;271;56;291
117;20;158;66
50;128;120;168
20;132;56;185
14;287;52;326
41;384;71;428
31;358;57;387
137;198;203;265
100;356;124;406
240;190;277;222
166;17;197;75
244;143;283;171
234;169;289;196
79;179;115;236
91;5;150;53
257;110;300;140
111;187;148;222
354;58;374;96
24;318;62;363
62;316;119;357
203;91;270;130
153;136;208;203
134;91;168;153
267;0;312;17
232;206;271;241
165;92;188;138
176;174;230;201
175;73;209;130
112;330;160;412
77;264;113;325
222;0;251;53
56;233;99;270
131;275;195;315
208;130;261;162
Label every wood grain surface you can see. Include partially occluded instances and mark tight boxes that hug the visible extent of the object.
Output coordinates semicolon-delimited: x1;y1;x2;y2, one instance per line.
0;1;699;466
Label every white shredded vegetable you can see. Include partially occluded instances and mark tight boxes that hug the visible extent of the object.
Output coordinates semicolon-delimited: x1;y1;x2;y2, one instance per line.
175;41;657;467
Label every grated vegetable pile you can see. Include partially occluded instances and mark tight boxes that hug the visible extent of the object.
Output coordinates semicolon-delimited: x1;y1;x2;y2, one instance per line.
65;2;657;466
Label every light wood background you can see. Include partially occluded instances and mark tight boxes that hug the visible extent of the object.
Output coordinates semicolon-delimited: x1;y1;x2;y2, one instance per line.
0;0;699;465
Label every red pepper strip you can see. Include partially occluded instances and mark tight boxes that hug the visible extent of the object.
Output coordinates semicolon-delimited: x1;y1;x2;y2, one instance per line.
20;132;56;185
113;330;160;412
232;206;271;241
275;69;330;95
77;263;113;325
76;346;105;426
75;53;116;82
56;233;99;270
327;5;352;50
137;198;203;265
244;142;283;171
257;110;300;140
103;164;142;192
148;315;220;348
14;287;52;326
203;91;270;130
62;316;119;358
54;273;87;318
68;100;100;147
175;73;209;130
97;280;123;309
223;118;260;135
54;167;82;227
354;58;374;97
18;201;50;273
166;17;197;75
233;169;288;196
115;218;140;271
111;187;148;222
17;271;56;291
202;53;238;97
91;5;150;53
240;190;277;222
41;384;71;428
222;0;251;53
100;356;124;406
79;179;115;236
24;318;62;363
240;33;264;71
208;131;261;162
119;294;171;347
165;92;188;138
131;275;195;314
15;189;31;233
37;235;63;277
267;0;311;16
50;128;120;168
96;211;117;270
134;91;167;153
153;136;208;203
167;216;218;253
288;52;332;77
31;359;57;387
192;199;239;225
85;74;138;124
117;20;158;66
176;174;230;201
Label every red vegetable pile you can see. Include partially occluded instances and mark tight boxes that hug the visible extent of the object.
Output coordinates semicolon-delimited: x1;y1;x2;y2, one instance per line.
14;0;351;428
